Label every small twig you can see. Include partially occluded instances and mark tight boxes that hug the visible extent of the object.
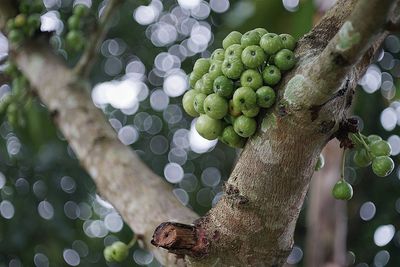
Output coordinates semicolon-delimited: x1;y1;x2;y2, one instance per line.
73;0;123;77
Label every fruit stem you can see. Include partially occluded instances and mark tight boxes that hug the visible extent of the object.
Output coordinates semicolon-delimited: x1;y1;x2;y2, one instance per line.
357;132;370;151
128;234;138;248
340;148;347;180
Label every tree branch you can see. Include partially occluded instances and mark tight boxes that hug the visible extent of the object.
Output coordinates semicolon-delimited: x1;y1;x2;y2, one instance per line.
303;0;396;106
153;0;395;265
73;0;122;77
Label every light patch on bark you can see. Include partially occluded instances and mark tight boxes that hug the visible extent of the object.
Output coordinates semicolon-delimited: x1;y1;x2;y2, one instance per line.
261;113;277;132
336;21;361;51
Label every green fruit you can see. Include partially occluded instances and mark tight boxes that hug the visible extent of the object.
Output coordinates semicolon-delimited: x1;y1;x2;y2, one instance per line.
241;30;261;48
332;180;353;200
256;86;276;108
260;33;283;55
372;156;394;177
233;115;257;137
222;31;242;49
262;65;281;86
208;61;223;80
104;246;114;262
110;241;129;262
223;114;236;124
233;87;257;111
274;49;296;71
73;4;88;17
194;77;204;92
254;28;268;37
68;15;81;30
6;19;16;32
315;154;325;171
229;100;241;117
241;45;265;68
27;14;41;29
279;34;296;50
195;114;223;140
220;126;245;148
213;76;234;98
221;58;244;79
367;134;382;143
224;44;243;60
204;94;228;120
242;106;260;117
193;58;210;76
370;140;391;157
189;72;202;88
194;93;207;114
353;149;372;167
14;14;27;28
182;90;199;117
66;30;84;51
200;74;214;95
240;69;263;90
211;48;225;61
8;29;24;44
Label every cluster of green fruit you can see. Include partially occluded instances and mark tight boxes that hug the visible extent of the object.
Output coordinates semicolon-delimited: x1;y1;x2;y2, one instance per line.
65;4;89;52
103;241;131;263
5;0;42;45
182;28;296;148
0;63;31;128
315;132;395;201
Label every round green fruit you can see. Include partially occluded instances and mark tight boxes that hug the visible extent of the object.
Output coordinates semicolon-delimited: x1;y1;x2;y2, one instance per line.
189;71;202;88
8;29;24;44
353;149;372;167
211;48;225;61
242;106;260;118
200;74;214;95
103;246;114;262
213;76;234;98
233;87;257;111
66;30;84;51
241;45;265;68
14;14;27;28
372;156;394;177
262;65;281;86
74;4;88;17
370;140;391;157
208;60;223;80
233;115;257;137
260;33;283;55
224;44;243;60
182;90;199;117
240;69;263;90
229;100;241;117
254;28;268;37
367;134;382;143
222;31;242;49
274;49;296;71
193;93;207;114
195;114;223;140
222;58;244;79
193;58;210;76
220;126;246;148
241;30;261;48
256;86;276;108
279;34;296;50
204;94;228;120
332;180;353;200
68;15;81;30
110;241;129;262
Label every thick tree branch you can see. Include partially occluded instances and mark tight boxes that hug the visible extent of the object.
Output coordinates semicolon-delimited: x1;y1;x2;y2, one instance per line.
303;0;396;106
73;0;122;77
12;43;198;266
154;0;396;265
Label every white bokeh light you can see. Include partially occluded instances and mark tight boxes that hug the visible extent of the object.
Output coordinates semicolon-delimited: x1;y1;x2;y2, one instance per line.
189;119;218;153
163;71;188;97
374;224;395;247
178;0;201;10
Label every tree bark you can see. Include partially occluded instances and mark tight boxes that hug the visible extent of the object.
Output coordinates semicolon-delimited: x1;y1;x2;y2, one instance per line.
0;0;398;266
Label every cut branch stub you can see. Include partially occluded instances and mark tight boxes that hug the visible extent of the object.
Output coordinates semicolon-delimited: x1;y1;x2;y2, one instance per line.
151;222;209;258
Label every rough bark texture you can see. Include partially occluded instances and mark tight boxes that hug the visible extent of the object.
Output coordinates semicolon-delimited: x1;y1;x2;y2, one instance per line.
1;0;398;266
305;140;347;267
13;44;198;267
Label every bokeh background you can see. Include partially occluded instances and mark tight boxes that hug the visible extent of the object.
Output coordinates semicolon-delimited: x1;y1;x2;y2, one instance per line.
0;0;399;266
